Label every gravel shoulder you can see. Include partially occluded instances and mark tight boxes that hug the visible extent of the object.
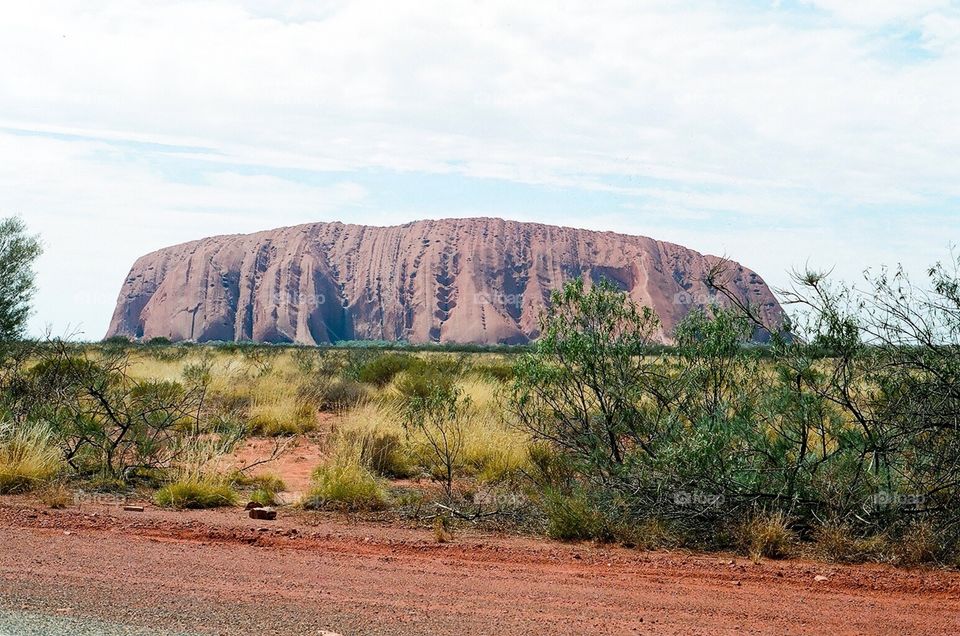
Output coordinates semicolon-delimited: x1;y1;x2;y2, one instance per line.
1;497;958;635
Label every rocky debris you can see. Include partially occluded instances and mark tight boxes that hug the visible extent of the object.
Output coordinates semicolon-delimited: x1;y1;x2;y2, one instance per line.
106;217;784;345
122;505;144;512
248;507;277;521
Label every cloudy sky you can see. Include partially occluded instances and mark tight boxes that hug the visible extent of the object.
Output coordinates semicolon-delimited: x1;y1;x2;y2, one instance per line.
4;0;960;339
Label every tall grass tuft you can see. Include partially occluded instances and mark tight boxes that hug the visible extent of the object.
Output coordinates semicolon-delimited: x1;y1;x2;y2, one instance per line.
333;402;416;478
738;512;796;560
302;440;388;511
0;422;62;494
153;436;238;509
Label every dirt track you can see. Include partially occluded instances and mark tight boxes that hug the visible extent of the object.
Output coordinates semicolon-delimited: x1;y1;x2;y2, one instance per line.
1;498;958;635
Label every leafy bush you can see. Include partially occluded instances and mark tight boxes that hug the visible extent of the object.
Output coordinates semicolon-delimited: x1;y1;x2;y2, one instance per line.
354;353;422;386
542;489;608;541
22;343;209;477
511;267;960;563
102;335;133;346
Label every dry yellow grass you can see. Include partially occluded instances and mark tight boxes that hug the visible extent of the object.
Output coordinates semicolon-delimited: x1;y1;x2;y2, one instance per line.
0;422;62;494
116;349;531;488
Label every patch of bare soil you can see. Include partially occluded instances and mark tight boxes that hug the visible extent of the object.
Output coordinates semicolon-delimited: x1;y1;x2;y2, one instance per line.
231;434;326;499
0;497;958;635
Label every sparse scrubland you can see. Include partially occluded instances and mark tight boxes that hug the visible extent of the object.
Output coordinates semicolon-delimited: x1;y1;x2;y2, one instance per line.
3;255;960;568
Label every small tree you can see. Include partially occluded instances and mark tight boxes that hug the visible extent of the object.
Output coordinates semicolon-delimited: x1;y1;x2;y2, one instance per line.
512;277;673;474
403;382;468;502
0;216;42;342
25;341;211;479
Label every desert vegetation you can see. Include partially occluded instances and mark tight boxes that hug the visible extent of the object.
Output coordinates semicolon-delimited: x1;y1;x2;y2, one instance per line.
2;213;960;566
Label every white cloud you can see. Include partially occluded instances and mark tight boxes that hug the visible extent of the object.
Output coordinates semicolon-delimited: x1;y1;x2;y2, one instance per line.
0;1;958;336
0;131;365;339
801;1;953;26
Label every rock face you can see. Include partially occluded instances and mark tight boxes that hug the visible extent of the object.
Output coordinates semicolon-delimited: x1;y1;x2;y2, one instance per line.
106;218;783;345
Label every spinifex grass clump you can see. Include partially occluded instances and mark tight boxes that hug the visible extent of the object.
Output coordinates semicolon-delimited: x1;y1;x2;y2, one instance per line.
153;479;237;509
0;422;62;494
230;472;287;506
302;443;388;512
333;402;416;478
153;437;238;509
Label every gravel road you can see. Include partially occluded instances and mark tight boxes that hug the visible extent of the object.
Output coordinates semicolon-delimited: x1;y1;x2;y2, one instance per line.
0;609;192;636
1;498;958;635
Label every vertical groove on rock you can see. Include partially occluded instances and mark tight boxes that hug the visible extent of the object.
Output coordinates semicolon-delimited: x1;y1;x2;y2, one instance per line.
107;218;784;344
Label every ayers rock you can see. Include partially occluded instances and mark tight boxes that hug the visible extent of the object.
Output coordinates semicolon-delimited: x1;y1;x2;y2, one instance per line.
106;217;783;345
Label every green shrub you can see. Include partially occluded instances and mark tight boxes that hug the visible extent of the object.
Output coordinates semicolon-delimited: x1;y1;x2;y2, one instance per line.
102;335;133;347
355;353;421;387
543;489;607;541
527;442;574;488
154;479;237;509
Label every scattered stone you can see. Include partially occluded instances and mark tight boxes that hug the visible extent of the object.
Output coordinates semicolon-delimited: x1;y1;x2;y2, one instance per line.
815;575;829;582
249;507;277;521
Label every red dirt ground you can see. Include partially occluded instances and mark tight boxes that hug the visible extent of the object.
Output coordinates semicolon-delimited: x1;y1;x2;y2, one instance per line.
1;497;958;635
231;434;326;499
